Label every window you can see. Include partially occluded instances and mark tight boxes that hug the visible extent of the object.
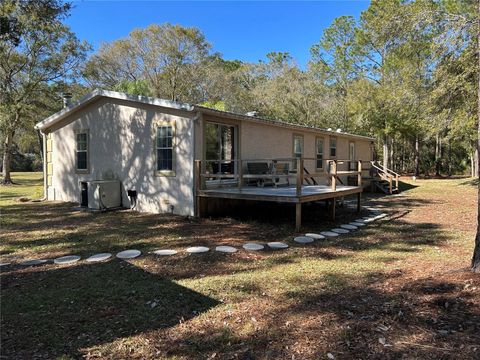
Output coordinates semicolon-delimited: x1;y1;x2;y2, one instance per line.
349;142;356;170
316;138;324;170
76;131;88;172
329;137;337;157
156;124;175;175
205;122;236;174
293;135;304;170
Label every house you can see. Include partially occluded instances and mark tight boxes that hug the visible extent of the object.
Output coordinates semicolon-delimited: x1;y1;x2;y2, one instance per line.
34;89;375;228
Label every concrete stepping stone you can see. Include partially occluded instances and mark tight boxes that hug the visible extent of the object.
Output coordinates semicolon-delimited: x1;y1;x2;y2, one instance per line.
54;255;81;265
243;243;264;251
153;249;178;256
305;233;325;240
350;221;366;227
20;259;48;266
374;213;388;219
332;228;349;234
341;224;358;230
116;249;141;259
355;219;368;223
215;246;237;253
268;242;289;249
186;246;209;254
0;262;11;267
363;218;376;223
294;236;314;244
320;231;339;237
86;253;112;262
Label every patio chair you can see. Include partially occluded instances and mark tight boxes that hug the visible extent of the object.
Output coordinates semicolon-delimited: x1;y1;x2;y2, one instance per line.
246;162;274;187
272;162;290;187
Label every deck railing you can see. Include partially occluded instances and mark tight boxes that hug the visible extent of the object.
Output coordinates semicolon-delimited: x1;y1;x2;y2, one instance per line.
195;158;371;196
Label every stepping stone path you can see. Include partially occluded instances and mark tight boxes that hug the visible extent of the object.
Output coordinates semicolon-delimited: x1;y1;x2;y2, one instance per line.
153;249;178;256
54;255;81;265
294;236;314;244
116;250;141;259
243;243;264;251
20;259;48;266
331;228;349;234
305;233;325;240
320;231;339;237
341;224;358;230
268;242;289;249
186;246;209;254
215;246;237;253
86;253;112;262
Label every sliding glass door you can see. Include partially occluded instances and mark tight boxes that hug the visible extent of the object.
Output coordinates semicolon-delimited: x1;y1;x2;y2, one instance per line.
205;122;237;174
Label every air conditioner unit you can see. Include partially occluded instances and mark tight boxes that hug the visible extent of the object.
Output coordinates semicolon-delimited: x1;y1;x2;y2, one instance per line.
80;180;121;210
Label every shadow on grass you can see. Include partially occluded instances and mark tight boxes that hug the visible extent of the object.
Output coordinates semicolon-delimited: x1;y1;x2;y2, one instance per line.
0;260;220;359
155;271;480;360
459;178;479;187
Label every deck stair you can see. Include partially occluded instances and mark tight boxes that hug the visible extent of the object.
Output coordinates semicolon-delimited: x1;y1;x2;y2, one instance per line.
370;161;399;194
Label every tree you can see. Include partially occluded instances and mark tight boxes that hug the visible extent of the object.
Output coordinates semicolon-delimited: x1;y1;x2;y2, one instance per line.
310;16;358;132
84;23;211;103
472;0;480;272
0;0;89;183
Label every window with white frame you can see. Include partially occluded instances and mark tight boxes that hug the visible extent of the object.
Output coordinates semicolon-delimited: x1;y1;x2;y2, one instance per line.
156;124;175;174
76;131;88;171
293;135;303;170
329;137;337;157
316;138;324;170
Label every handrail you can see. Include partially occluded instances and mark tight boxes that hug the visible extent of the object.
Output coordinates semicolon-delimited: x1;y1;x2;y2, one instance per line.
195;158;366;195
376;162;400;177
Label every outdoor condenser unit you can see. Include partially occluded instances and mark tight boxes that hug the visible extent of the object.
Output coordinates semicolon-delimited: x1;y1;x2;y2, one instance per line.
80;180;121;210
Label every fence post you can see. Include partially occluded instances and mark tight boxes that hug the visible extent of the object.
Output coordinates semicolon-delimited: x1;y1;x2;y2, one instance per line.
331;160;337;192
358;160;362;188
237;159;243;190
296;157;304;196
389;176;393;194
194;160;201;217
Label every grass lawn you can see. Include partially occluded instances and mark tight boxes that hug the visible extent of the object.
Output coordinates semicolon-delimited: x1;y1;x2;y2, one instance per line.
1;172;479;359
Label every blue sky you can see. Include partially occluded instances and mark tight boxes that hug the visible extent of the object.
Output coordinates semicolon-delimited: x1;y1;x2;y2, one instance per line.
67;1;369;68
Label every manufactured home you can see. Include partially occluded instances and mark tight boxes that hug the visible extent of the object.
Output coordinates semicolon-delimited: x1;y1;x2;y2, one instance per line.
35;90;377;229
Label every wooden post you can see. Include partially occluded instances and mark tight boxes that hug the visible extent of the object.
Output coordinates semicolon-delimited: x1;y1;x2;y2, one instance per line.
395;174;399;190
331;160;337;191
357;160;362;188
357;192;361;213
389;177;393;194
238;159;243;190
195;160;201;217
295;203;302;232
296;158;304;196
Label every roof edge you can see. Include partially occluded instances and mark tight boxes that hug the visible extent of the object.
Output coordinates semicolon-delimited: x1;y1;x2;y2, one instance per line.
34;89;194;131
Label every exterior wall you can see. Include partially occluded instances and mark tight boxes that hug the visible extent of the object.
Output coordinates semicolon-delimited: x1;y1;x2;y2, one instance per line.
197;114;373;186
47;98;195;216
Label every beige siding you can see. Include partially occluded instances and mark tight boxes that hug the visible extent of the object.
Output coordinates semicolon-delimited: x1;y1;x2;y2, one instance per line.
47;98;195;216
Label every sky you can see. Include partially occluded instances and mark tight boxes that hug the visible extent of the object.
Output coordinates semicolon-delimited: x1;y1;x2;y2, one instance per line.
66;1;370;68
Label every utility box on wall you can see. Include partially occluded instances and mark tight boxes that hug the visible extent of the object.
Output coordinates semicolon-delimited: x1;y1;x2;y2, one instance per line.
80;180;121;210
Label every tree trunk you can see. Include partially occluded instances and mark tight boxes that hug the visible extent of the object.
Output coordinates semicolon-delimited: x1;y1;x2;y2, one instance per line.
383;134;389;169
435;133;441;177
2;130;14;184
414;135;420;177
472;152;476;178
472;0;480;273
389;137;394;172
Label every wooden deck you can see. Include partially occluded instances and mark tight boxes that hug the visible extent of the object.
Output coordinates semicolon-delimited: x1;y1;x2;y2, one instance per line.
194;158;367;231
197;184;361;203
197;184;362;231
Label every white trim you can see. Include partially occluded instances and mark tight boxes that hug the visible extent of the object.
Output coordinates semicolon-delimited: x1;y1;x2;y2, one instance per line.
34;89;194;131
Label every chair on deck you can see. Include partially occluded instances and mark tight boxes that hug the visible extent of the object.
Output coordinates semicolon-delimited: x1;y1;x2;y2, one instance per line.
246;162;274;187
272;162;290;187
